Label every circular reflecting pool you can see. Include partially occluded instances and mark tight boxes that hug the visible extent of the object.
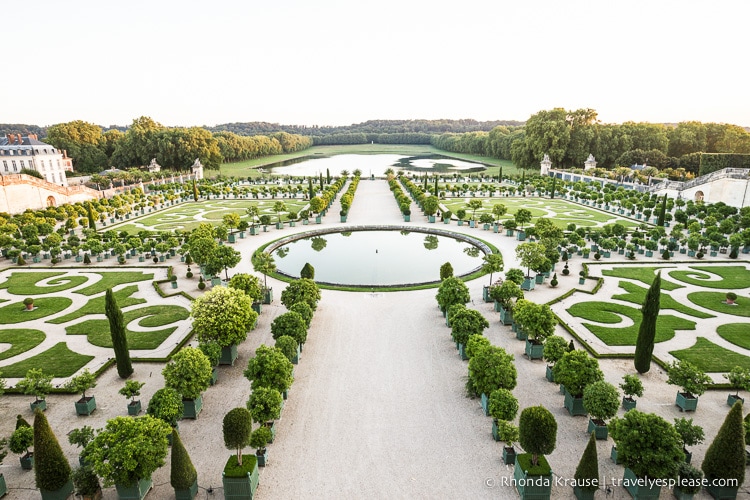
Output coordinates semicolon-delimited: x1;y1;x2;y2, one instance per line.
270;228;488;287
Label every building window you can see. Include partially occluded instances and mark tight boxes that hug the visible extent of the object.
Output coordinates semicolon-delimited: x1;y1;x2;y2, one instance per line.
20;160;25;168
12;160;17;171
57;160;61;168
3;160;7;171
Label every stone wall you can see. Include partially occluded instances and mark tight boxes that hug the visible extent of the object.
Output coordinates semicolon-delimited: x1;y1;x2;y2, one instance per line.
0;174;101;213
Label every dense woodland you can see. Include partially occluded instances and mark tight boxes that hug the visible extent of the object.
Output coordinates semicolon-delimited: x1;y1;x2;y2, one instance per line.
3;111;750;179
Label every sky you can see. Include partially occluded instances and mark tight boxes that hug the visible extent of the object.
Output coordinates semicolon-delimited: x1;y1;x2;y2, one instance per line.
3;0;749;128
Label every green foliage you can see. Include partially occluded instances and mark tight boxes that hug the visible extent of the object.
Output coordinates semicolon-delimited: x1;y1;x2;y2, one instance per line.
634;271;660;374
64;368;97;398
147;388;184;427
85;415;171;487
465;334;491;360
619;374;644;399
674;417;704;448
68;426;95;449
439;262;454;280
72;465;101;496
244;344;294;393
198;342;221;367
481;253;504;286
9;425;33;454
487;388;518;421
518;406;557;466
163;347;213;400
583;381;620;422
724;366;750;396
515;242;547;276
250;425;273;451
203;245;242;280
34;408;72;491
574;432;600;492
666;360;711;396
300;262;315;280
275;335;299;363
496;420;519;447
170;429;197;490
270;311;308;346
247;386;283;424
288;301;313;328
676;462;703;495
191;286;257;348
106;288;133;379
16;368;53;400
450;308;489;345
609;410;683;480
701;401;746;486
435;276;470;311
505;268;525;285
223;407;253;466
227;273;263;302
542;336;568;366
467;345;517;397
553;350;603;397
280;278;321;311
489;280;524;310
512;300;556;341
251;251;276;290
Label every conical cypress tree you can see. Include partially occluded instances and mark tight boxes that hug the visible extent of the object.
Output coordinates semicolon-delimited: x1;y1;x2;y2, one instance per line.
86;203;96;230
657;194;668;226
702;401;746;489
325;168;330;184
634;272;661;373
170;428;198;491
192;179;199;201
105;288;133;378
308;177;314;199
34;408;72;492
550;177;557;199
574;432;599;493
300;262;315;280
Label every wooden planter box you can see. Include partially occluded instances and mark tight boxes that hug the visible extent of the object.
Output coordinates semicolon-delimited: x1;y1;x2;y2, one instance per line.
521;277;535;291
30;399;47;412
705;483;740;499
587;418;608;440
499;309;513;326
622;397;637;411
0;474;7;498
545;365;555;383
251;302;262;314
675;392;698;412
573;485;596;500
673;486;697;499
563;388;587;416
40;479;74;500
514;455;551;500
256;449;268;467
458;343;468;360
610;445;618;464
174;479;199;500
502;446;516;465
222;462;259;500
182;394;203;419
623;468;661;499
210;367;219;386
727;394;744;407
480;393;490;416
262;288;273;304
128;400;142;415
535;274;545;284
491;419;500;441
515;328;528;341
482;286;491;302
524;339;544;360
220;344;239;366
20;452;34;470
115;477;152;500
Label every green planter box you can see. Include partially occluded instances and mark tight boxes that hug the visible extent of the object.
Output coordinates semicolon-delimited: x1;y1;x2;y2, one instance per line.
673;486;696;499
563;388;587;416
516;231;526;241
171;281;178;289
251;302;262;314
622;397;637;411
705;483;740;499
182;395;203;419
210;367;219;386
128;400;142;415
499;309;513;325
458;343;468;360
175;479;199;500
0;473;7;498
315;216;322;224
545;365;555;383
115;477;152;500
494;301;502;312
220;344;239;366
491;419;501;441
40;479;74;500
514;455;551;500
222;457;259;500
502;446;516;465
573;485;596;500
20;452;34;470
30;399;47;412
482;286;491;302
675;392;698;412
276;222;283;229
525;339;544;360
623;467;661;499
403;215;410;222
228;234;236;243
480;393;490;416
506;229;514;236
211;277;222;286
256;449;268;467
262;288;273;305
76;396;97;416
535;274;545;284
578;277;586;285
587;418;608;440
515;328;528;341
610;446;618;464
727;394;744;407
340;216;347;223
521;277;535;291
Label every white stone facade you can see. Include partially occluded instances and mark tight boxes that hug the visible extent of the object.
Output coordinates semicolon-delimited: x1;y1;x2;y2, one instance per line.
0;134;70;186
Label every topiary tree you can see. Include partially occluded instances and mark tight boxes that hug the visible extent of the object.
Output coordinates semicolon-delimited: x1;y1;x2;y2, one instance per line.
573;432;600;494
701;401;745;493
583;380;620;424
450;308;489;346
33;408;72;493
518;406;557;467
170;428;197;492
270;311;308;346
162;347;213;401
667;360;711;397
251;251;276;293
16;368;53;405
609;410;683;480
105;288;133;378
250;426;272;457
275;335;299;363
465;334;491;360
300;262;315;280
553;350;603;397
147;388;184;428
467;345;517;397
280;278;321;311
619;374;644;405
512;300;556;342
223;408;253;467
634;272;661;373
674;417;704;456
435;276;470;312
482;253;504;287
191;286;257;348
198;342;221;368
505;268;525;285
515;242;546;278
542;336;567;368
288;301;313;328
247;386;283;424
64;368;97;401
487;388;518;422
724;366;750;398
244;345;294;394
227;273;263;303
439;261;454;280
489;280;524;311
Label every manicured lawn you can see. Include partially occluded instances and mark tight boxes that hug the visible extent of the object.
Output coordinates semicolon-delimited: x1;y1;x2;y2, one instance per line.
612;281;714;319
48;285;146;324
0;271;88;295
75;272;153;296
0;342;94;377
601;267;682;291
670;337;750;372
567;301;696;346
687;292;750;317
0;297;73;324
0;329;45;361
717;323;750;350
65;305;189;349
668;266;750;290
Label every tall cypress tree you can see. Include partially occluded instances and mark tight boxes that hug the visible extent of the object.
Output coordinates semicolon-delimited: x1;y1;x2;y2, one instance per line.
308;177;314;199
634;272;661;373
657;194;668;226
702;401;746;490
86;203;96;230
34;408;72;493
574;432;599;494
550;177;557;199
325;168;330;184
106;288;133;378
192;179;199;201
170;428;198;491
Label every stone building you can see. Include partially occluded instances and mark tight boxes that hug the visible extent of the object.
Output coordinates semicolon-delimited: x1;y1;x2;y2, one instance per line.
0;134;71;186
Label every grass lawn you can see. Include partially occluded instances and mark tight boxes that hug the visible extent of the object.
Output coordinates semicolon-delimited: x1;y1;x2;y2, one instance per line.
687;292;750;317
717;323;750;350
670;337;750;372
75;272;153;296
668;266;750;290
0;271;88;295
612;281;714;319
567;301;696;346
48;285;146;324
0;297;73;324
65;305;189;349
601;267;682;291
0;342;94;377
0;329;45;361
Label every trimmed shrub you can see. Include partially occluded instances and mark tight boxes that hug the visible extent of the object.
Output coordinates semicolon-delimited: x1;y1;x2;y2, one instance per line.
519;406;557;466
573;432;599;492
701;401;746;489
34;408;71;491
170;429;197;490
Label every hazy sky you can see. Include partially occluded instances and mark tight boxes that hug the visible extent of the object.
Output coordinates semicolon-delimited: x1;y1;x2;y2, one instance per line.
4;0;748;128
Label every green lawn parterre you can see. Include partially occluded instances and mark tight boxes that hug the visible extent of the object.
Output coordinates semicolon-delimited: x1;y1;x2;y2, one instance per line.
0;329;46;361
670;337;750;372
